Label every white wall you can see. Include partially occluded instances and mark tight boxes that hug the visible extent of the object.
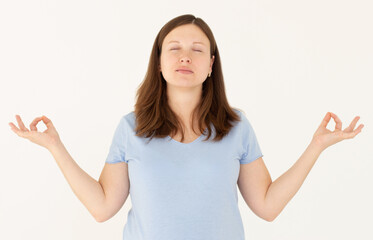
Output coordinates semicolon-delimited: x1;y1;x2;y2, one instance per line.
1;0;372;239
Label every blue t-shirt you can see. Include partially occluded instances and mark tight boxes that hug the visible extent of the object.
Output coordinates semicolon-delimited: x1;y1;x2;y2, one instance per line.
105;109;263;240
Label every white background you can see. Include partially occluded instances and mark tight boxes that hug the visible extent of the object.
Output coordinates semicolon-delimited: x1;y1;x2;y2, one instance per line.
1;0;372;239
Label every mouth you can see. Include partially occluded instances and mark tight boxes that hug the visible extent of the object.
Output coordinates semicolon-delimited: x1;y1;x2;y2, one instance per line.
176;70;193;74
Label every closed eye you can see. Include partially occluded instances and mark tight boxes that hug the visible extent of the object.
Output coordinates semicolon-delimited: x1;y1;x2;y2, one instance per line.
170;48;202;52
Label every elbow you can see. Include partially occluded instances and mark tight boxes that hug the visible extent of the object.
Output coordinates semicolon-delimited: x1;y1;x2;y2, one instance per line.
264;212;278;222
263;200;277;222
261;209;277;222
93;210;109;223
264;216;275;222
93;206;118;223
94;210;115;223
94;214;108;223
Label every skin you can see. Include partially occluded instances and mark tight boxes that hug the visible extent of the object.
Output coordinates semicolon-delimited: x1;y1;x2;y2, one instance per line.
8;112;364;223
159;24;215;141
238;112;364;221
8;112;364;154
8;25;365;222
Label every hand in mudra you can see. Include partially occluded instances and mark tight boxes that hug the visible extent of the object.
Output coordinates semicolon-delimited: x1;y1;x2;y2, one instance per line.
9;115;61;150
312;112;364;151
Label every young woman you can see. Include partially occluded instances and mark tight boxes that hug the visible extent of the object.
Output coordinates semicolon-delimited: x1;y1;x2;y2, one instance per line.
9;14;364;240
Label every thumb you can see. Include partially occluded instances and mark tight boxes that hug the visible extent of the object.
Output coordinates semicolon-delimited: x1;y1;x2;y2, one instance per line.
41;115;55;129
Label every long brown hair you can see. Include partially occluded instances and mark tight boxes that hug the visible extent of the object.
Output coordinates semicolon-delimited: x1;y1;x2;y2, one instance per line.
134;14;242;143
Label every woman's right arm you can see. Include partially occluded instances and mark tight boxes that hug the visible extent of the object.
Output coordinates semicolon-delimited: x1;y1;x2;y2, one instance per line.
48;142;105;221
49;142;130;222
9;115;130;222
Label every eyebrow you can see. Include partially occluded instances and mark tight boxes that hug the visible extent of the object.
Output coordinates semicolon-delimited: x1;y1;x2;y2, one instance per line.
167;40;205;46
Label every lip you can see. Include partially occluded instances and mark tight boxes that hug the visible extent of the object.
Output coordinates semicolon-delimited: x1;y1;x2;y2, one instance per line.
176;68;193;73
176;70;193;74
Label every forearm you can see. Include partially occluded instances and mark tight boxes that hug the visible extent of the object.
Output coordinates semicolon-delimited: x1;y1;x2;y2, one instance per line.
264;141;324;221
48;142;106;221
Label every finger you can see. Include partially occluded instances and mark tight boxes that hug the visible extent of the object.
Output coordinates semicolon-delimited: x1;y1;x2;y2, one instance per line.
15;115;29;132
343;116;360;132
319;112;332;128
41;115;54;129
345;123;364;139
9;122;30;138
330;112;342;131
354;123;364;133
9;122;20;133
30;116;43;131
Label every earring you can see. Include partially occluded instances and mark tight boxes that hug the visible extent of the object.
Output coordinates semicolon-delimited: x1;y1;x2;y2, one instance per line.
208;72;211;77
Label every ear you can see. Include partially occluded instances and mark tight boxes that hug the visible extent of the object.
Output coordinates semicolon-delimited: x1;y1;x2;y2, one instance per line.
210;55;215;71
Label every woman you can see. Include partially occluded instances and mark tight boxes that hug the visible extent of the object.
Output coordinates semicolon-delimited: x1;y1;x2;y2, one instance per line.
9;14;364;240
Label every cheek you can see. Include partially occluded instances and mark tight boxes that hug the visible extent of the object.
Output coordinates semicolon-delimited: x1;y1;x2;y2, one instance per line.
196;59;211;71
161;55;175;67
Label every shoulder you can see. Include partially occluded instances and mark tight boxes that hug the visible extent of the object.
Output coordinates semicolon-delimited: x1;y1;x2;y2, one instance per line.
232;108;250;121
111;111;135;135
120;111;136;126
232;108;251;126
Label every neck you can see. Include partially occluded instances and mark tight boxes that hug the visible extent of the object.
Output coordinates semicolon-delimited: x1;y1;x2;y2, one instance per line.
166;84;202;128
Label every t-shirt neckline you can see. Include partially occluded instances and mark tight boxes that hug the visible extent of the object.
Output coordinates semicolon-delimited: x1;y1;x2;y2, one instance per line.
167;127;208;145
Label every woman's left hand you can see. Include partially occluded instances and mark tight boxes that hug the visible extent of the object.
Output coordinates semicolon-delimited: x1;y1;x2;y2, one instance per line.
311;112;364;152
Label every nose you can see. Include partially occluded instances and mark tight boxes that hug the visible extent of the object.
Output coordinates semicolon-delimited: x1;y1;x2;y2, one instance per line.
180;56;191;63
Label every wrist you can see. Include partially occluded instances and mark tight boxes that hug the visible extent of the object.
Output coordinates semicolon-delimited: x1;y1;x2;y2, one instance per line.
47;140;64;153
309;139;325;153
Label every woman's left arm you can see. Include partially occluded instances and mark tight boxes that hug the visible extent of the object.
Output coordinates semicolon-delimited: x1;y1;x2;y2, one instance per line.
264;112;364;221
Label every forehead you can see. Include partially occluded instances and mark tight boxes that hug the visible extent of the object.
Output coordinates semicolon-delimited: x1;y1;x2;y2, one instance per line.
163;24;210;46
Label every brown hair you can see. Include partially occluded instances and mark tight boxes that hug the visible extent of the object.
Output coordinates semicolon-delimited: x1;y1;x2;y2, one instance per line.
134;14;242;143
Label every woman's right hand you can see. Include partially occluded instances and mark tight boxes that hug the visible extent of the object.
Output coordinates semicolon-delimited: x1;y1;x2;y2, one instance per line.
9;115;62;151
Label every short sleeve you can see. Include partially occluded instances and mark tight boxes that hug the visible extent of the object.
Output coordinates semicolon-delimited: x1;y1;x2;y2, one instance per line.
105;116;128;164
239;111;264;164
